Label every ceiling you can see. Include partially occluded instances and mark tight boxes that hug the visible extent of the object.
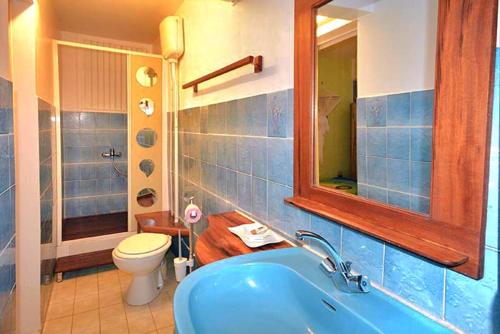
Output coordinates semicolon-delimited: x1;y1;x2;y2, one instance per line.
47;0;183;45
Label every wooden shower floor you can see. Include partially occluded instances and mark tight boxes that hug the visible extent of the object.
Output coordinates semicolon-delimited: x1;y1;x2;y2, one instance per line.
62;212;128;241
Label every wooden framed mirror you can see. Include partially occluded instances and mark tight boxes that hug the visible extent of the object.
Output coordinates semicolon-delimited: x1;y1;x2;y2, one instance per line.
289;0;498;279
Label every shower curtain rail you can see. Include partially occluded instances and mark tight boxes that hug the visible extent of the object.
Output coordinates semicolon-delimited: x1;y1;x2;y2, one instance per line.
182;55;263;93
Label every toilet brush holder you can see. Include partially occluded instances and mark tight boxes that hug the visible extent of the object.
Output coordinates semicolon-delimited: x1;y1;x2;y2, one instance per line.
174;257;187;282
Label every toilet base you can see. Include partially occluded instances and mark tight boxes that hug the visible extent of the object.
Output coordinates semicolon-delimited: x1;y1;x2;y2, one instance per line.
126;266;164;305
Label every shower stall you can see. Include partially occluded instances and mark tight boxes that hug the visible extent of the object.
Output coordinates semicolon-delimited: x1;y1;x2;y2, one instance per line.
54;41;165;259
58;45;129;241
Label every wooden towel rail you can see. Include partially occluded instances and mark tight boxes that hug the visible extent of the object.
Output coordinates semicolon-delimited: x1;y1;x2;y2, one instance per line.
182;55;263;93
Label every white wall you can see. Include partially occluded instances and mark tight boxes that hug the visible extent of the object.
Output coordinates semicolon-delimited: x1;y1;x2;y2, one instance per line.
11;1;42;332
175;0;294;109
0;0;10;80
357;0;438;97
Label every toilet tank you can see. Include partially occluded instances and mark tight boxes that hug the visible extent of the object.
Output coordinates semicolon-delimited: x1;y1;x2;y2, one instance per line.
159;16;184;61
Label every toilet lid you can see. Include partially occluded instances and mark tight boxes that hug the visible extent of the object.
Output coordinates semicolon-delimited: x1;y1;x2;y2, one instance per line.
117;233;169;255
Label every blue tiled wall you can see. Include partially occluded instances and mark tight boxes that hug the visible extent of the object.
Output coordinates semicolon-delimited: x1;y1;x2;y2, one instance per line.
61;111;128;218
0;77;16;332
38;99;54;244
357;89;434;214
178;48;499;334
38;98;57;322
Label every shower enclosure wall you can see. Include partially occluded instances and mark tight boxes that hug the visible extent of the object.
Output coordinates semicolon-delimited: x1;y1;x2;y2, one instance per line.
58;45;129;241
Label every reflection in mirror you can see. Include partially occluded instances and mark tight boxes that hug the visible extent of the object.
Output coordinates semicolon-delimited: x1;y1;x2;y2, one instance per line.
315;0;437;215
139;159;155;177
136;128;158;148
139;98;155;116
136;66;158;87
137;188;157;207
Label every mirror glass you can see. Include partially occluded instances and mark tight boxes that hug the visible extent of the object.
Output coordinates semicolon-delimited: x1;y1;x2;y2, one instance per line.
136;128;158;148
137;188;157;207
136;66;158;87
314;0;437;215
139;159;155;177
139;98;155;116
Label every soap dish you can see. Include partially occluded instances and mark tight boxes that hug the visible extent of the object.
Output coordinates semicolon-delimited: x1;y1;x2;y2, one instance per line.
228;222;285;248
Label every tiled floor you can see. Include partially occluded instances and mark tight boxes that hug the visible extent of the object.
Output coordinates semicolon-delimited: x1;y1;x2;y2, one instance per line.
42;256;178;334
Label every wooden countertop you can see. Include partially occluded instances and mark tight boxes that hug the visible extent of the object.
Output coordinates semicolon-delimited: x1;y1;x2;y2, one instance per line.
195;211;291;266
135;211;189;237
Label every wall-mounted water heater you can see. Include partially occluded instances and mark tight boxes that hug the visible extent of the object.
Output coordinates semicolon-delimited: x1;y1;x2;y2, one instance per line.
159;16;184;62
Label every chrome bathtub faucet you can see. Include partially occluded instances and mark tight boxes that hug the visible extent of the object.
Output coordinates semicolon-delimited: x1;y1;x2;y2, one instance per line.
295;230;370;293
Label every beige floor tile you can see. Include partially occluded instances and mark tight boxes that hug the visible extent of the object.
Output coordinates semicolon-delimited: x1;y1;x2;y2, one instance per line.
72;309;100;334
119;274;132;291
74;292;99;314
45;298;74;321
100;303;129;334
43;315;72;334
76;276;98;296
150;302;174;330
76;273;97;286
99;287;124;307
98;268;119;281
156;325;175;334
125;304;156;334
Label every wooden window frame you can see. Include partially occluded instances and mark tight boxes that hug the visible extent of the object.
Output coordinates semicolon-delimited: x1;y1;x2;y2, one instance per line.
288;0;498;279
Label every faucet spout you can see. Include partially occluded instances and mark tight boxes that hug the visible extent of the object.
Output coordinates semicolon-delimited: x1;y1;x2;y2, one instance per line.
295;230;370;293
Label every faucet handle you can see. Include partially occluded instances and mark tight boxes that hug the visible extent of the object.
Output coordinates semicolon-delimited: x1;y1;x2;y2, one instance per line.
320;257;337;275
358;275;370;293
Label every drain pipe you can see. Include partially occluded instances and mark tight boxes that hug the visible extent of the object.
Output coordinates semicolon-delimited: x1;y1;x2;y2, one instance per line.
171;60;180;222
159;16;184;222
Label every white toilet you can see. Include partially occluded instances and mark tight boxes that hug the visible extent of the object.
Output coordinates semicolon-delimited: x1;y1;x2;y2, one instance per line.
113;233;172;305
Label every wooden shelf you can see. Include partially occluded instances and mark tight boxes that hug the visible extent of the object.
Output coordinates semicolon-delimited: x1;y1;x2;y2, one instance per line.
195;211;290;266
136;211;189;237
286;196;469;267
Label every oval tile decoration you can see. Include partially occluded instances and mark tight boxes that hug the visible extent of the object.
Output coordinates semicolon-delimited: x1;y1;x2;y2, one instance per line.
139;98;155;116
139;159;155;177
135;66;158;87
136;128;158;148
137;188;157;207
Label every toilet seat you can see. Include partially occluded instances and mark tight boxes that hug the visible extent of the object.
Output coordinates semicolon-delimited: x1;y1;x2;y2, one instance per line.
114;233;172;259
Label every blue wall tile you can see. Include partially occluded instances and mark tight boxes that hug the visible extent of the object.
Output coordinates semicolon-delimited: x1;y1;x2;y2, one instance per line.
237;172;252;213
237;137;252;174
411;128;432;162
386;159;410;192
387;93;411;126
252;138;267;179
366;128;386;157
384;246;444;317
267;139;292;186
252;177;267;221
410;90;434;126
342;228;384;284
61;111;128;218
410;195;430;215
387;190;410;210
267;90;289;138
366;185;387;203
310;215;341;250
0;136;8;193
356;98;366;127
387;128;410;160
0;77;15;326
365;96;387;127
366;156;386;187
410;161;431;196
174;53;500;334
247;94;267;136
445;249;499;334
357;127;367;157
